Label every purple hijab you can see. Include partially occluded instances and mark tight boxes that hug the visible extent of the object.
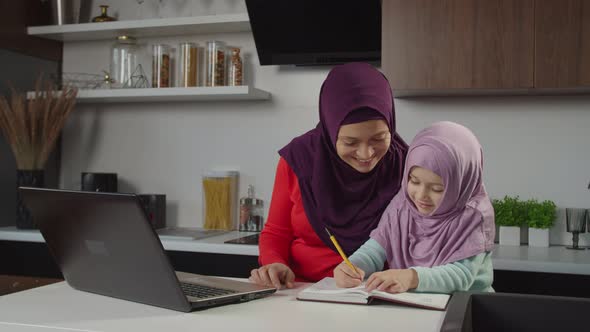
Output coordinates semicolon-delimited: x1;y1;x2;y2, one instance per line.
279;63;408;255
371;121;495;268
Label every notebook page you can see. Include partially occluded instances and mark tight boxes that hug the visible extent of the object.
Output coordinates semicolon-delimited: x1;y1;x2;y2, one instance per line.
299;277;369;296
370;289;450;309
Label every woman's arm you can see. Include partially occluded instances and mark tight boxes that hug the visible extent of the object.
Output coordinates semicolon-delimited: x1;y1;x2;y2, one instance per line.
411;252;493;293
258;158;296;266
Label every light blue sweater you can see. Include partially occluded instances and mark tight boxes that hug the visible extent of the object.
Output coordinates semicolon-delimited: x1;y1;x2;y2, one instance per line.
349;239;494;293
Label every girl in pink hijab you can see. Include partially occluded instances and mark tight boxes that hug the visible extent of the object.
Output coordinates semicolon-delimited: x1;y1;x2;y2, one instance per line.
334;121;495;294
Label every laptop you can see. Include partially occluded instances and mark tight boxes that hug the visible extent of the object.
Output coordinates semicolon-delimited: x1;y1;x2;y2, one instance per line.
19;187;276;312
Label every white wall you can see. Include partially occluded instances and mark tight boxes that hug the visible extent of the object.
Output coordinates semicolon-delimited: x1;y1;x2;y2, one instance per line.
395;97;590;246
60;1;590;245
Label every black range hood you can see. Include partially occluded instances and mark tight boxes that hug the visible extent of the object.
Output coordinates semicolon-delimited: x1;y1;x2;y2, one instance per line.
245;0;381;66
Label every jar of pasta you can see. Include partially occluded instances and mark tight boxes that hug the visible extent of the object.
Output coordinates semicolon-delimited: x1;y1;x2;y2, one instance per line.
178;42;199;87
202;170;239;230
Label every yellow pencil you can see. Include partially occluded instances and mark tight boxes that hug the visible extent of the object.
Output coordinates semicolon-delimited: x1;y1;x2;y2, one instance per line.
325;227;359;275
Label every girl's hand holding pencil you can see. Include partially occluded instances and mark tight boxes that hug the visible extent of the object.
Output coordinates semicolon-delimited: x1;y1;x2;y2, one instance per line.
334;261;365;288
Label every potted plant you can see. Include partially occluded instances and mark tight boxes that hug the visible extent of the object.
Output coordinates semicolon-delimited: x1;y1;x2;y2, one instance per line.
526;199;556;247
493;196;525;246
0;78;77;229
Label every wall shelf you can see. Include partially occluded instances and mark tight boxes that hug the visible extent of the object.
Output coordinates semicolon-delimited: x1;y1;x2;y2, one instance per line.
27;86;271;103
27;13;251;42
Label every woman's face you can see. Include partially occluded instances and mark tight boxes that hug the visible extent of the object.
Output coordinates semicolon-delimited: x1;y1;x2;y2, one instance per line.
335;119;391;173
407;166;445;215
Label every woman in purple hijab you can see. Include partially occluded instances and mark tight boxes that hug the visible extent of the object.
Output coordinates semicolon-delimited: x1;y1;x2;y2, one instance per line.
249;63;408;289
334;121;495;294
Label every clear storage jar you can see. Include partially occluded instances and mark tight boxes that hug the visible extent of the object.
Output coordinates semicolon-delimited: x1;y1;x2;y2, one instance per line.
205;41;226;86
202;171;238;230
239;185;264;232
227;47;243;86
152;44;171;88
178;42;199;87
110;36;138;88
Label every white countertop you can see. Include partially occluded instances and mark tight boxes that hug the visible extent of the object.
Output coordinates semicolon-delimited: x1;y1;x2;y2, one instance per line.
490;244;590;275
3;227;590;275
0;226;259;256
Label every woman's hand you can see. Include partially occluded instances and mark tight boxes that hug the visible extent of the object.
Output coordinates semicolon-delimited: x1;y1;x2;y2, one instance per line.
365;268;418;293
334;262;365;288
249;263;295;289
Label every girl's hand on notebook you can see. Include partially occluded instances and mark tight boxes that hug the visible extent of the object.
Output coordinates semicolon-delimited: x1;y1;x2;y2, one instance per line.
249;263;295;290
334;262;365;288
365;269;418;293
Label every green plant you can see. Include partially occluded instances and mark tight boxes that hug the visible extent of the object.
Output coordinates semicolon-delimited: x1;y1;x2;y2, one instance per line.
492;196;526;227
526;199;557;229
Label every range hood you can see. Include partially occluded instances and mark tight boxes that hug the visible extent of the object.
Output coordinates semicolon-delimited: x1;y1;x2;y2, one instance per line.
245;0;381;66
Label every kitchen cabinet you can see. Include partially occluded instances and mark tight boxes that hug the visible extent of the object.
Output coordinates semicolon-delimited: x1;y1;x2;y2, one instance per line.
1;0;61;230
382;0;590;96
1;0;62;62
382;0;534;95
535;0;590;88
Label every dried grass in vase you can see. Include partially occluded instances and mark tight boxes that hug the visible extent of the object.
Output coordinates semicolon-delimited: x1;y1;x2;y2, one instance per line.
0;78;78;170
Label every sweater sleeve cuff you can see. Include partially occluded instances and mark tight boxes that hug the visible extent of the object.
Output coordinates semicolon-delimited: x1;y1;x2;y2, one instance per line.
411;266;431;292
260;253;289;266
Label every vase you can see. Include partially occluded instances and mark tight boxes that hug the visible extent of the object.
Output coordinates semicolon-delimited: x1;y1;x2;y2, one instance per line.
528;227;550;247
16;170;44;229
499;226;521;246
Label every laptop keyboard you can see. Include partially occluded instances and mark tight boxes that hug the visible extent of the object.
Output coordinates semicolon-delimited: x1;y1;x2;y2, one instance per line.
180;282;238;299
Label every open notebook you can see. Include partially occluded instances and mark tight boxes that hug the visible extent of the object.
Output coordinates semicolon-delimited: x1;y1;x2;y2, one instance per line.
297;277;450;311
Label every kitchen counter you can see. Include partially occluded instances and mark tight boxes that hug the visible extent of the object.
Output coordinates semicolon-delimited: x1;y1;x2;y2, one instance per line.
0;226;259;256
491;244;590;275
2;227;590;275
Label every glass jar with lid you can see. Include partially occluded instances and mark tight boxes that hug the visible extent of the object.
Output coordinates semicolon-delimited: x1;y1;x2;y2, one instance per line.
152;44;171;88
205;41;226;86
110;35;139;88
178;42;199;87
227;47;243;86
239;185;264;232
202;170;239;230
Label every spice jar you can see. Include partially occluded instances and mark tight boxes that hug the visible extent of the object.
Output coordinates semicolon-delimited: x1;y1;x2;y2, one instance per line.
206;41;226;86
239;185;264;232
228;47;243;86
202;171;239;230
178;42;199;87
152;44;171;88
110;36;138;88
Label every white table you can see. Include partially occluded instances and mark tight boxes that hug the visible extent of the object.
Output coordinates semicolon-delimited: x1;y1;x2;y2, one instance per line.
0;281;446;332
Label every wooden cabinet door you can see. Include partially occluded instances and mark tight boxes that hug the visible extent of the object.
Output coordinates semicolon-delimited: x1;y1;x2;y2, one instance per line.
0;0;62;62
382;0;534;93
535;0;590;88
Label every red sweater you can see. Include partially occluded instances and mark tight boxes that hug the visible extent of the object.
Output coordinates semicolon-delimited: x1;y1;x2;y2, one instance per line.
259;157;342;282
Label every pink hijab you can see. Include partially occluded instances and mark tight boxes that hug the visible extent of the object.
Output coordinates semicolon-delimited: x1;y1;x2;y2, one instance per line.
370;121;495;268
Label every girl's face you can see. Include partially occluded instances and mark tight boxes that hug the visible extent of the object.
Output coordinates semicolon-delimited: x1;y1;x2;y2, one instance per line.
335;119;391;173
407;166;445;215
